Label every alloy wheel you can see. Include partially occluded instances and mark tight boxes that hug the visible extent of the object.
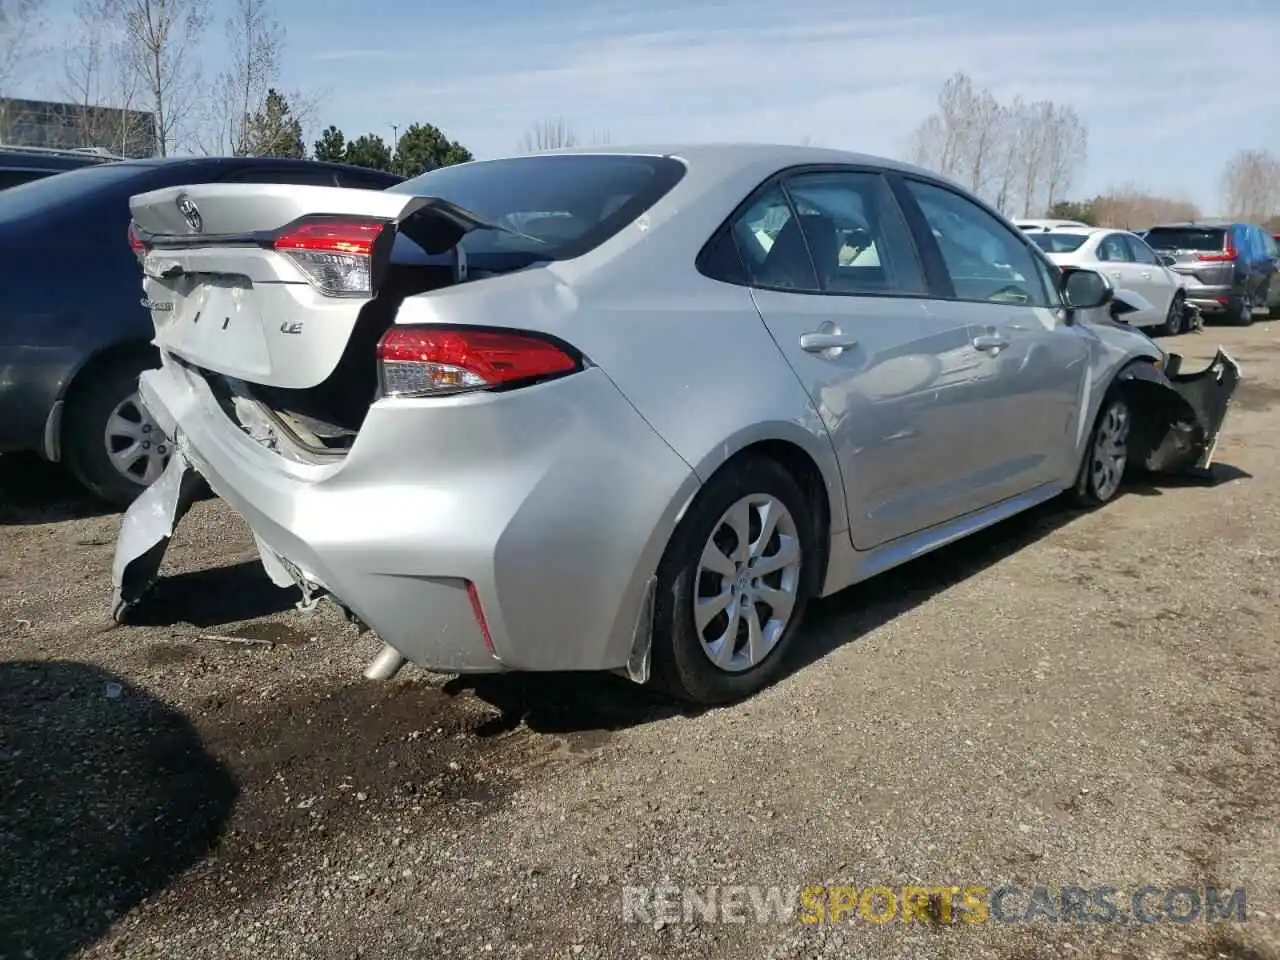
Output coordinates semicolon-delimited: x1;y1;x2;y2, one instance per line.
693;493;803;673
104;391;171;487
1090;401;1130;501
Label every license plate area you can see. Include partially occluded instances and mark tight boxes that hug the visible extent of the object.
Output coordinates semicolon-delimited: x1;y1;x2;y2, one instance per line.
158;277;273;379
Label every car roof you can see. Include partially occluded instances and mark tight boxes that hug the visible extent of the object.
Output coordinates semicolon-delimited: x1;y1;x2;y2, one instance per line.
106;155;406;178
497;141;935;179
1147;220;1233;229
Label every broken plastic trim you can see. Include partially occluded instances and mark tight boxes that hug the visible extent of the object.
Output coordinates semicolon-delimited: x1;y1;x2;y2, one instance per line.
1119;348;1241;474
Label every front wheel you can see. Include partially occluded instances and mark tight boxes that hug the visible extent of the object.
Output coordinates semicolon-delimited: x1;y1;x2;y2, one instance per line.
650;457;818;706
1069;394;1131;507
1159;292;1185;336
64;355;170;508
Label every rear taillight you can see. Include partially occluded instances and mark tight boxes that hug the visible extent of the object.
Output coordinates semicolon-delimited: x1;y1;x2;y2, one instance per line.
376;325;582;398
1197;236;1236;262
271;216;389;296
128;221;147;262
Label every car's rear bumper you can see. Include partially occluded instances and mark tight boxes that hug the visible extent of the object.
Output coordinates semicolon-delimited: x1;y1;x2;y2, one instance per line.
114;358;696;675
1181;285;1240;313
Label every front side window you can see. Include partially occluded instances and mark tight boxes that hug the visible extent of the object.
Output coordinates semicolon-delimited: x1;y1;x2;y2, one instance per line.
1127;235;1158;264
903;179;1050;306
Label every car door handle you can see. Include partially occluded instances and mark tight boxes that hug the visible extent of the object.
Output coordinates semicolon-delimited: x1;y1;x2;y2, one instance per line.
800;331;859;354
972;334;1009;352
1141;271;1152;279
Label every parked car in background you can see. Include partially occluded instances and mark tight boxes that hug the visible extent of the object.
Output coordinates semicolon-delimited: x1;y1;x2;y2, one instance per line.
112;144;1240;705
1030;226;1188;335
0;156;404;506
1015;218;1090;233
0;144;121;190
1143;221;1279;325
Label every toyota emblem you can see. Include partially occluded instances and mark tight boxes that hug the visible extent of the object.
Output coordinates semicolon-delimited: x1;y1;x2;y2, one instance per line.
176;195;203;233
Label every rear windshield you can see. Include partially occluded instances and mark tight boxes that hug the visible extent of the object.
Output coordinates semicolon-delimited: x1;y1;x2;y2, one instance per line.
1031;232;1088;253
1144;227;1226;252
0;161;147;223
386;154;686;261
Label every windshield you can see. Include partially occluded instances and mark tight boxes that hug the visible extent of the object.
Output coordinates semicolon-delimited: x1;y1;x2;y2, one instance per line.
1031;232;1088;253
0;161;148;223
1144;227;1226;252
386;154;686;261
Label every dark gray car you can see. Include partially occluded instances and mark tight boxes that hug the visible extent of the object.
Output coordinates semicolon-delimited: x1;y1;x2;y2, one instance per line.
0;156;403;506
1143;221;1280;325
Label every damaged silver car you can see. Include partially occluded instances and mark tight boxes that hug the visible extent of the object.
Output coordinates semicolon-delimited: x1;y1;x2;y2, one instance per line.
111;145;1241;705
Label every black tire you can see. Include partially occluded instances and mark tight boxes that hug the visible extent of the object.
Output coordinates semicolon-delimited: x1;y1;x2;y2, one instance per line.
1227;290;1254;327
64;355;168;508
650;457;819;706
1158;292;1184;336
1068;391;1132;508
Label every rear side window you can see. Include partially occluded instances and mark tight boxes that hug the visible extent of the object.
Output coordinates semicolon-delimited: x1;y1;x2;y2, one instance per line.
1096;234;1130;262
0;169;53;190
0;162;149;224
1030;232;1087;253
1144;227;1226;252
387;154;686;260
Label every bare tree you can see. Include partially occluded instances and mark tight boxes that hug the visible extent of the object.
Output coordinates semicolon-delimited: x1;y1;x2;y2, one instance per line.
1091;185;1200;229
907;71;978;179
201;0;281;154
107;0;210;156
1041;103;1088;212
0;0;47;91
908;75;1090;218
518;119;610;153
1220;148;1280;222
520;118;578;152
58;0;152;154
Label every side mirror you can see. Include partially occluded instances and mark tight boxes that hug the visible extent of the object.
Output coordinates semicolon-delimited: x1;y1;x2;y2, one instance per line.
1061;267;1114;310
1160;255;1177;267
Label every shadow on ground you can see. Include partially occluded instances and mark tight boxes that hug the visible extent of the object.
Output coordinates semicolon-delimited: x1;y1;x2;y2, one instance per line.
0;661;237;959
123;560;299;627
0;453;116;526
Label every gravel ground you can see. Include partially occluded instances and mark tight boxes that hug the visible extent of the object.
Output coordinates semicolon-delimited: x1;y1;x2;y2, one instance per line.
2;325;1278;960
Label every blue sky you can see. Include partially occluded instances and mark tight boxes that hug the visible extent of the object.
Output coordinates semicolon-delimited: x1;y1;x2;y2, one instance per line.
23;0;1280;211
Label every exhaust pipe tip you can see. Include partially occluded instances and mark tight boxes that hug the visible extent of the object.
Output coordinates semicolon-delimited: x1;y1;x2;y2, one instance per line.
364;643;407;681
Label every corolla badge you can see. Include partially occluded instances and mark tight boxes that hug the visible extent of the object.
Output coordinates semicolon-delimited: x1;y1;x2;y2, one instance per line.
176;194;203;233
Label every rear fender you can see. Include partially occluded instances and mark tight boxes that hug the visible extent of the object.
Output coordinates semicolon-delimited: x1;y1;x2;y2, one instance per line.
1116;349;1241;473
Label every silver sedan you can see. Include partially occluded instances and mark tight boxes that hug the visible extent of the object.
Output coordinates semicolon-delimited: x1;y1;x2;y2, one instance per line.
112;144;1240;705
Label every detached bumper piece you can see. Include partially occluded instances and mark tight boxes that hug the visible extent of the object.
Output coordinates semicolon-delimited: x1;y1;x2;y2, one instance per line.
1122;348;1241;474
110;449;202;622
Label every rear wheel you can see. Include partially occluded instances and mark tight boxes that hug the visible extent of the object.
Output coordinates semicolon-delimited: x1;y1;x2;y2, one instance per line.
1069;393;1131;507
1228;290;1254;326
64;356;169;508
1159;292;1185;336
650;457;818;706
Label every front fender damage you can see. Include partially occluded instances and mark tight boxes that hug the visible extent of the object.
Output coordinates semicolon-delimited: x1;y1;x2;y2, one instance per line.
1119;348;1241;474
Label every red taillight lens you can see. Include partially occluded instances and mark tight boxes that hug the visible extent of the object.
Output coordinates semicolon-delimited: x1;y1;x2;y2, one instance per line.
271;216;388;296
128;221;147;261
376;325;581;398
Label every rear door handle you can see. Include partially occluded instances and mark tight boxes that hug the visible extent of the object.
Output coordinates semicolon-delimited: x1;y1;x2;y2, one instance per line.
1141;271;1152;279
972;334;1009;352
800;329;859;356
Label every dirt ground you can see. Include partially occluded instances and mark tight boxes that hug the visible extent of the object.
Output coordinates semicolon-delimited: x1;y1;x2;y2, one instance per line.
2;325;1278;960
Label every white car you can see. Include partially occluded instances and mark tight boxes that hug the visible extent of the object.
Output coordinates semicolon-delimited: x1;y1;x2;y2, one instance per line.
1015;218;1090;233
1030;227;1189;335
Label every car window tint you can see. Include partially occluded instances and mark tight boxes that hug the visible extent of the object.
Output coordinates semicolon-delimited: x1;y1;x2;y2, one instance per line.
1096;234;1129;262
1030;232;1087;253
1127;235;1158;264
337;169;399;190
0;169;51;190
903;179;1050;306
730;183;819;291
782;171;925;295
696;225;748;285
